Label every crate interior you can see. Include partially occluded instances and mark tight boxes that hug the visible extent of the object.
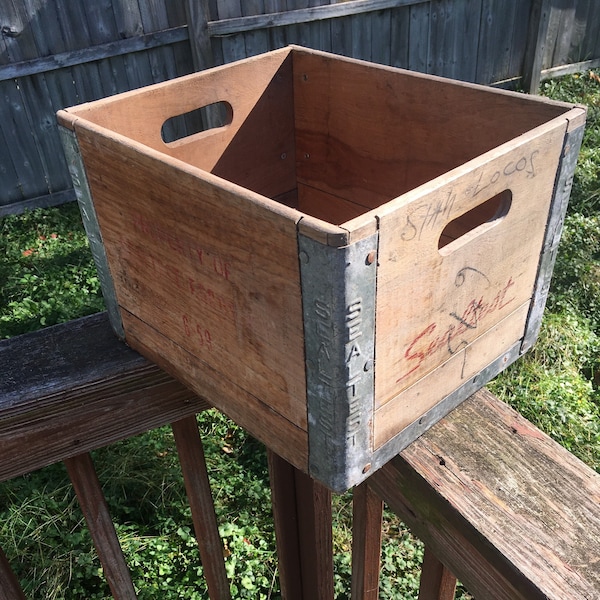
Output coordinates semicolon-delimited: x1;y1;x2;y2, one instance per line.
74;48;571;234
203;51;570;231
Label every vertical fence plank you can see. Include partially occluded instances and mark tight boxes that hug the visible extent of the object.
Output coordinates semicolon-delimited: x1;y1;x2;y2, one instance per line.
351;10;372;59
216;0;247;62
509;0;532;80
522;0;551;93
408;1;431;73
552;0;576;67
371;9;392;65
476;0;515;84
390;5;410;68
308;0;332;52
429;0;482;81
185;0;215;71
0;98;23;205
263;0;287;50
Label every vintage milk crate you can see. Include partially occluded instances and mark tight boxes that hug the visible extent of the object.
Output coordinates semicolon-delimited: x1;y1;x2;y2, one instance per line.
57;47;585;491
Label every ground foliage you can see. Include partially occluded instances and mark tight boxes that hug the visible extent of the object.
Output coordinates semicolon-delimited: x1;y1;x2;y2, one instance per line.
0;71;599;598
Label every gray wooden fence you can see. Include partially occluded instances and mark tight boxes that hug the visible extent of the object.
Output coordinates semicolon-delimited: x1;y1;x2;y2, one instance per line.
1;0;599;215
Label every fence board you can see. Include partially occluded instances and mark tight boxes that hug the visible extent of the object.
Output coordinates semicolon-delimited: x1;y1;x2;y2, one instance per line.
216;1;247;63
389;6;410;69
371;9;392;65
429;0;482;81
509;1;532;79
0;122;22;205
331;14;353;58
408;1;430;73
585;1;600;59
243;0;271;57
554;0;576;66
477;0;515;84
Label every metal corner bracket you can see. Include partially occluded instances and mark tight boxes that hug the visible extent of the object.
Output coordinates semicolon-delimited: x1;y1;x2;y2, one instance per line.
299;231;378;492
58;125;125;340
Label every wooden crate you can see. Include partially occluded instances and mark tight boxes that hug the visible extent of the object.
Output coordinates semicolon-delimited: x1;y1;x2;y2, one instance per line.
57;47;585;491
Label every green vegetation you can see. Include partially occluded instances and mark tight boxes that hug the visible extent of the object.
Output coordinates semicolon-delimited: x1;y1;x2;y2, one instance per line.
0;203;104;338
0;71;598;598
489;71;600;472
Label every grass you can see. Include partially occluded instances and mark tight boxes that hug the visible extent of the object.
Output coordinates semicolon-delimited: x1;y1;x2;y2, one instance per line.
0;70;599;598
0;203;104;338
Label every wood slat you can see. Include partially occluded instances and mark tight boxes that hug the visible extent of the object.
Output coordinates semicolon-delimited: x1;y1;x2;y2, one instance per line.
0;18;187;81
65;453;137;600
0;546;26;600
172;416;231;600
267;450;333;600
369;388;600;600
475;0;516;84
0;312;208;481
208;0;428;36
418;548;457;600
351;483;383;600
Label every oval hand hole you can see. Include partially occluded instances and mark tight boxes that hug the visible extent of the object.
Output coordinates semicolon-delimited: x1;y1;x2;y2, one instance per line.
438;189;512;254
161;101;233;144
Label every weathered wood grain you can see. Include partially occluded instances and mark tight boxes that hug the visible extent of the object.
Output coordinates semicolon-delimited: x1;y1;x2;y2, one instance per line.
373;305;530;447
293;49;571;209
0;545;26;600
4;0;600;214
0;27;189;82
267;449;333;599
72;123;307;430
59;48;295;193
522;0;552;94
65;453;137;600
370;388;600;600
0;313;208;481
121;310;309;472
172;416;231;600
208;0;427;36
418;548;457;600
351;482;383;600
475;0;516;84
374;118;568;409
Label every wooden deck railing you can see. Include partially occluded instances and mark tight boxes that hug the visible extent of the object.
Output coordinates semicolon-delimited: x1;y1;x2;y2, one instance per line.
1;312;599;599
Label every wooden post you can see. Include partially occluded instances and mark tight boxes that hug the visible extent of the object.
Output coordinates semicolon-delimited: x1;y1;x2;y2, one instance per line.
184;0;215;72
0;546;26;600
418;547;457;600
522;0;552;94
64;453;137;600
351;482;383;600
267;450;334;600
171;416;231;600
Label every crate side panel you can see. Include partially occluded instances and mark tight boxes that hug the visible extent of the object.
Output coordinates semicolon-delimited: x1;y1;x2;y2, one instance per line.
374;302;530;449
210;53;297;201
64;50;294;183
121;309;308;472
292;50;570;209
75;126;308;430
374;121;567;408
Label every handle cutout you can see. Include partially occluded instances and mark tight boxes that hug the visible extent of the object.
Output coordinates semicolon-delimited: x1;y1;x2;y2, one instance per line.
438;189;512;254
161;101;233;144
